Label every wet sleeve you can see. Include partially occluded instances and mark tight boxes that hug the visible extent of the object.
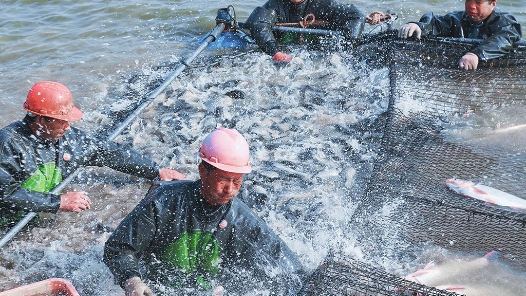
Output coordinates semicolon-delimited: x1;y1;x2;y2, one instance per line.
0;139;60;213
103;194;158;288
245;4;280;56
226;201;305;294
416;12;458;37
80;133;160;180
471;14;522;60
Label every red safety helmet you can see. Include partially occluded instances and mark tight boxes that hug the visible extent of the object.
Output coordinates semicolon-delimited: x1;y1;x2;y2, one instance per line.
23;81;83;122
199;127;252;174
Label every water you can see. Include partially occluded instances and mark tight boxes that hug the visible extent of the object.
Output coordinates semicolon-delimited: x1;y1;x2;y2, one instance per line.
1;0;524;128
1;0;526;295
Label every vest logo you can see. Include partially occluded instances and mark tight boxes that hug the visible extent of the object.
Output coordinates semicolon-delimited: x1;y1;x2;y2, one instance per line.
218;219;228;229
63;153;71;161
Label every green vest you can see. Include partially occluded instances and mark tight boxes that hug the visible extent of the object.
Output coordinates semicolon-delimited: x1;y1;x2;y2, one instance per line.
21;162;62;193
281;32;319;44
162;230;221;290
0;163;62;227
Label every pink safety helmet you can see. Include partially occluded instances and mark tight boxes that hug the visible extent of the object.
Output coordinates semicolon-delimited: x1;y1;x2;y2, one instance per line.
24;81;83;122
199;127;252;174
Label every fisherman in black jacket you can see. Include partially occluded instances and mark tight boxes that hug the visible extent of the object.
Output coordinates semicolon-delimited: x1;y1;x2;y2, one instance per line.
245;0;366;63
399;0;522;70
104;128;304;296
0;81;185;221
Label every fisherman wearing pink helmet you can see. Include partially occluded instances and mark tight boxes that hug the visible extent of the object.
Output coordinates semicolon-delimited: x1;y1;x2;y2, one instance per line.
0;81;185;222
104;127;304;296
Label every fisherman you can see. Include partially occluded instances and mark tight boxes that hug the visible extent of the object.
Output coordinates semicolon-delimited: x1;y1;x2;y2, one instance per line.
0;81;186;221
244;0;367;63
103;127;304;295
398;0;522;70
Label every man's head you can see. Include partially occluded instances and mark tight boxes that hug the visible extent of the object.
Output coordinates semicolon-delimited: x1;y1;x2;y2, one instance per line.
465;0;496;22
289;0;306;4
24;81;83;141
198;128;252;205
26;114;71;141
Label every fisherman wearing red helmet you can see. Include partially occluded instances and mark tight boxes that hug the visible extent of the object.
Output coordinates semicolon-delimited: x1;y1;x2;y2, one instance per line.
104;128;304;296
244;0;366;63
398;0;522;70
0;81;185;221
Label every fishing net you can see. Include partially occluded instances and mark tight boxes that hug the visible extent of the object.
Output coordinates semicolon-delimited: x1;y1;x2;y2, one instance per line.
298;257;459;296
304;32;526;295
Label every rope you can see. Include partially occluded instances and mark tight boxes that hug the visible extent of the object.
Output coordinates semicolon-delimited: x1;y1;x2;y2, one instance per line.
275;13;329;28
275;14;328;44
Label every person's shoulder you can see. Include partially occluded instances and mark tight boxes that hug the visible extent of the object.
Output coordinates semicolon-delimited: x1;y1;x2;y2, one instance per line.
418;11;462;22
490;9;520;24
262;0;280;10
0;121;27;146
159;179;197;190
64;125;89;138
445;10;465;18
0;120;25;134
156;180;200;208
0;122;16;137
62;126;102;147
153;180;199;200
323;0;344;5
134;180;197;210
229;198;266;224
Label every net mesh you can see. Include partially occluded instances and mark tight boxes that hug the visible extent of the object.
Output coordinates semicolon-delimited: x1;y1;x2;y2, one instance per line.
303;33;526;295
299;258;460;296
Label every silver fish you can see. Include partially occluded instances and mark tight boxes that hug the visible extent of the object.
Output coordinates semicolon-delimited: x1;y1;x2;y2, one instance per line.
445;178;526;210
405;249;500;287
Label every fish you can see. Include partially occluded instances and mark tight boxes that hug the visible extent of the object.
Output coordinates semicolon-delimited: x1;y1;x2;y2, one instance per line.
492;123;526;134
434;284;485;295
445;178;526;210
405;249;501;288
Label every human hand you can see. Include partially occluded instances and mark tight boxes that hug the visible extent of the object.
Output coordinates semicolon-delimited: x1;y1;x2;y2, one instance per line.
125;277;154;296
158;168;186;181
59;191;91;213
399;23;421;39
272;52;292;63
459;52;479;70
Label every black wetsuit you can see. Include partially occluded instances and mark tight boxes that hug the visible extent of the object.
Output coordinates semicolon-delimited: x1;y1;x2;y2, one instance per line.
103;180;304;295
245;0;365;56
0;116;160;214
412;9;522;61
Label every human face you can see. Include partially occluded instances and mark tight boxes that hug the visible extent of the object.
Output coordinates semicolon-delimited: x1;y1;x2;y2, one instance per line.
465;0;496;22
35;116;70;141
199;164;244;206
289;0;306;4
